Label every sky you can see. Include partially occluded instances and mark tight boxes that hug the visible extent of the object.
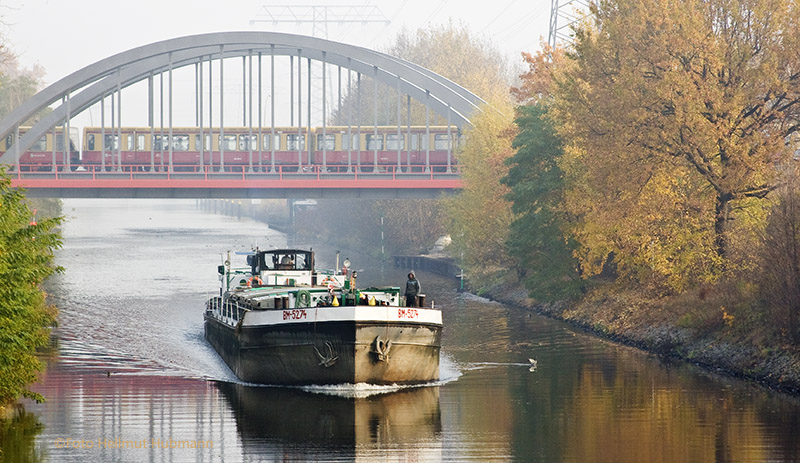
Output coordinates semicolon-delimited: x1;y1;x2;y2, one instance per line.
0;0;552;127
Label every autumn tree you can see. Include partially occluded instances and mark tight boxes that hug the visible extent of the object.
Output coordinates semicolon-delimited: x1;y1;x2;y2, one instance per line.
0;52;46;125
551;0;800;288
502;104;583;302
306;23;512;256
759;165;800;341
444;96;516;287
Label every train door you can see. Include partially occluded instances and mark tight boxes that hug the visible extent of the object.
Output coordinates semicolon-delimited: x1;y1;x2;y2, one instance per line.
259;132;281;171
121;132;136;169
316;133;335;171
194;132;212;171
386;133;404;173
285;133;306;171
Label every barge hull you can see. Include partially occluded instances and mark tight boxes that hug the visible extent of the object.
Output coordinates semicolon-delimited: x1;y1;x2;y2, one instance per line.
204;316;441;385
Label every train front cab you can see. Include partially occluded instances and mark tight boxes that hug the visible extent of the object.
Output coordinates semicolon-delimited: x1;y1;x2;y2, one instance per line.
1;128;79;171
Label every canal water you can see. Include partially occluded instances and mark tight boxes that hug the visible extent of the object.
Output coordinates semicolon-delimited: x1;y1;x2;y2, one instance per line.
3;199;800;462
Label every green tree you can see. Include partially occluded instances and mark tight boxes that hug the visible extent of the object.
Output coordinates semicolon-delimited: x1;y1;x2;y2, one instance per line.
502;104;583;302
550;0;800;287
0;170;62;408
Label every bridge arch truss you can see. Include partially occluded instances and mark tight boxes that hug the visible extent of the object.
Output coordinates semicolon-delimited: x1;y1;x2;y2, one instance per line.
0;31;483;169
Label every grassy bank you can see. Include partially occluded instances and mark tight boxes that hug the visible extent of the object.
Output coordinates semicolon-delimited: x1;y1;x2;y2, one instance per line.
482;281;800;395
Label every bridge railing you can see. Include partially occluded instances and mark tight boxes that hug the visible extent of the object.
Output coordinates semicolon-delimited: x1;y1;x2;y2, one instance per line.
5;163;462;181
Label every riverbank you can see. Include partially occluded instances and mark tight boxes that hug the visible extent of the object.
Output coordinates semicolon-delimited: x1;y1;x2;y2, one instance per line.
481;281;800;396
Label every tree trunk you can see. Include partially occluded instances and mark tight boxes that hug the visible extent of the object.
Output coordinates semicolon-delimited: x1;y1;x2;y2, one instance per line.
714;193;733;261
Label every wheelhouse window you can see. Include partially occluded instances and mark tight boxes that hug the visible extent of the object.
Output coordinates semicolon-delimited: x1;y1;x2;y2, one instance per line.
287;134;306;151
366;134;384;150
316;134;335;151
263;251;312;270
386;134;404;150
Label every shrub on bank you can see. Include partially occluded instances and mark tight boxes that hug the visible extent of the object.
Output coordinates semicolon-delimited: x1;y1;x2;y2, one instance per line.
0;169;62;408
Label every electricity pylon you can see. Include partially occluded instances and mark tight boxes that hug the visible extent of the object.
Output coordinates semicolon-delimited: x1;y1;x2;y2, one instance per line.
549;0;591;48
250;5;390;126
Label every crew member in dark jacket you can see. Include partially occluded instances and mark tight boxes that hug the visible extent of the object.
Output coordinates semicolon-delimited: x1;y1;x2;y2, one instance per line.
405;271;420;307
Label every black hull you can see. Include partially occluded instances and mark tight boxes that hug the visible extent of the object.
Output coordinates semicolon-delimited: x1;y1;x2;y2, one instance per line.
204;315;441;385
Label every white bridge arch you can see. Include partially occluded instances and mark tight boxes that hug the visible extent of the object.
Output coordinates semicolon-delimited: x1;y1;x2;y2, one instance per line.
0;31;484;164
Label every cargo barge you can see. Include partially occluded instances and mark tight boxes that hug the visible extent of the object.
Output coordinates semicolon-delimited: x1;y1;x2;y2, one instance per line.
204;248;442;385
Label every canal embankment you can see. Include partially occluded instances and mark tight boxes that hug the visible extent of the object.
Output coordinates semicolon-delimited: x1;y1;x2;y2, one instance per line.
479;280;800;396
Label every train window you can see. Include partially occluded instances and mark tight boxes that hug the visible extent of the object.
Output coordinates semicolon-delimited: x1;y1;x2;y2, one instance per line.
341;134;360;150
124;135;133;151
172;135;189;151
104;134;119;150
87;134;95;151
219;135;237;151
316;134;335;150
366;134;384;150
434;134;452;150
56;134;65;151
194;134;211;151
154;135;167;151
239;135;258;151
287;134;306;151
30;136;47;151
262;134;280;150
386;134;404;150
137;135;145;151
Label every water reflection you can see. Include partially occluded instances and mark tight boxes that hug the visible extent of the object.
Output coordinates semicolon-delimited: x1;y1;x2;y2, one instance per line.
217;383;441;460
0;405;45;463
17;199;800;462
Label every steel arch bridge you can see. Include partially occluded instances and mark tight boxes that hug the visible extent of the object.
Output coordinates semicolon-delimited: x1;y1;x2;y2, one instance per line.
0;32;482;198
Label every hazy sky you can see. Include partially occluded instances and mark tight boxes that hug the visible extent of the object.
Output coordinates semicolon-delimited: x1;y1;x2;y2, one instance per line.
0;1;551;128
3;0;550;86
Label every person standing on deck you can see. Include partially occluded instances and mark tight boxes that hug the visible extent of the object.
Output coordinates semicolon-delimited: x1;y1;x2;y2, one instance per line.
405;271;420;307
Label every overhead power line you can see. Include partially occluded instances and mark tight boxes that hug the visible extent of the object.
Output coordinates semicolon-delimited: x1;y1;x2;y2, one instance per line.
250;5;390;39
548;0;590;48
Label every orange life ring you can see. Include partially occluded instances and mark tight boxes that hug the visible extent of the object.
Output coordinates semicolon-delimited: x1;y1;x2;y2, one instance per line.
320;276;336;286
248;276;263;287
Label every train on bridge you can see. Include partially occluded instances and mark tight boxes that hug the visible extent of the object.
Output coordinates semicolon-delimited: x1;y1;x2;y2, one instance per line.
2;125;461;173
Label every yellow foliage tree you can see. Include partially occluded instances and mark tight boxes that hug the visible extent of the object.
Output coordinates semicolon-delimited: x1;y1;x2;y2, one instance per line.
315;23;513;256
551;0;800;288
445;96;516;286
